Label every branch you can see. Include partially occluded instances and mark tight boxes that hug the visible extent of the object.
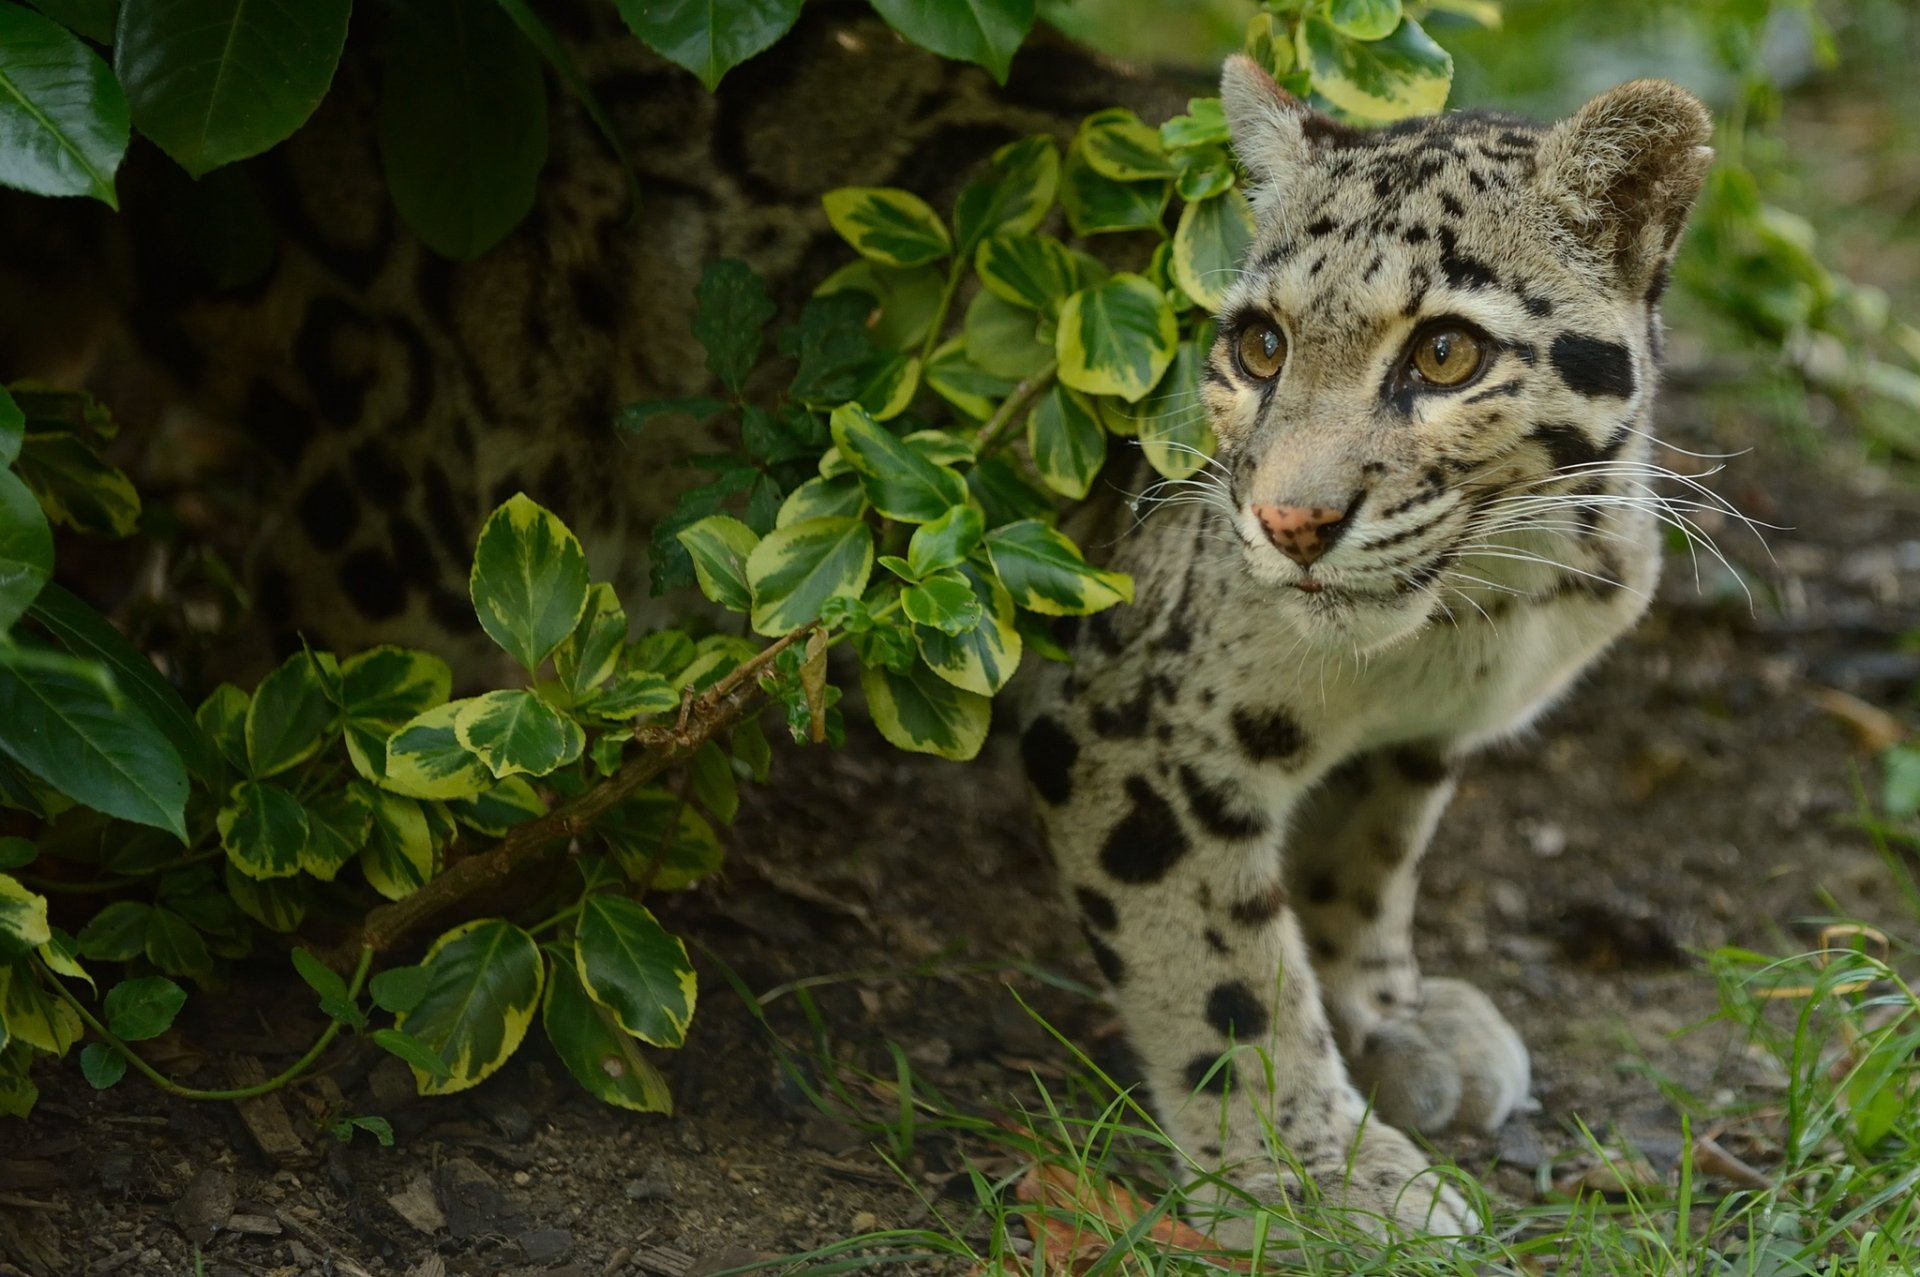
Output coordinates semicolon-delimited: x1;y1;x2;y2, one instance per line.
974;360;1057;457
325;625;819;965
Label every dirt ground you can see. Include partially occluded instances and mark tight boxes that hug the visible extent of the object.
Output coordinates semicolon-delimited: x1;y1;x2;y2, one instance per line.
3;395;1919;1276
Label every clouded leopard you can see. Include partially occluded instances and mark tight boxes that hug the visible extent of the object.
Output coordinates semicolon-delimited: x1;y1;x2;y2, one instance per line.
1021;56;1710;1236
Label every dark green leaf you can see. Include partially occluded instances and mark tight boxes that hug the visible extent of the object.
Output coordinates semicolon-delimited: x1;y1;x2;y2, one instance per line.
370;964;432;1015
25;0;119;45
11;430;138;535
453;689;584;779
0;469;52;632
953;135;1059;254
782;292;885;409
218;780;308;880
541;953;673;1113
470;494;590;673
0;3;127;204
291;947;348;1003
143;904;211;978
693;258;777;392
378;0;546;259
575;894;696;1047
613;397;730;435
867;0;1033;83
75;900;150;961
371;1026;453;1080
79;1042;125;1089
395;919;542;1093
245;650;336;779
103;974;185;1041
0;662;187;838
676;515;759;612
613;0;801;90
115;0;349;177
907;505;985;577
829;403;969;524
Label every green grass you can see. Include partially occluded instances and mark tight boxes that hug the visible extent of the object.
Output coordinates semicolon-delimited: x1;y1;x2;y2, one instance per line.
713;818;1920;1275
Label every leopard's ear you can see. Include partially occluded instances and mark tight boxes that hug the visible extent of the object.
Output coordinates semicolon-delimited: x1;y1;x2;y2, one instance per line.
1533;79;1713;298
1220;55;1316;200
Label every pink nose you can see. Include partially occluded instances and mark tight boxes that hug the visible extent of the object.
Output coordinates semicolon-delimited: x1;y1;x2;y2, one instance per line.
1251;502;1349;567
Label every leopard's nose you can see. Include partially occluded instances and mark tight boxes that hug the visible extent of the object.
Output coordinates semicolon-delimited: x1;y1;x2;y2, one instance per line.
1250;501;1352;567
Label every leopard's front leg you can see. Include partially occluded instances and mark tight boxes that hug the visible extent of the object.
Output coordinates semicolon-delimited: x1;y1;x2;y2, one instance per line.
1022;708;1475;1242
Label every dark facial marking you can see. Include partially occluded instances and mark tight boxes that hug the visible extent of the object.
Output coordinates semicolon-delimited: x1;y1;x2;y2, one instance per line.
1082;924;1126;986
1206;981;1270;1040
1549;332;1636;398
1390;745;1454;786
1230;707;1306;764
1091;684;1153;739
1185;1052;1232;1096
1177;765;1268;840
1075;886;1118;932
1304;873;1336;905
1099;777;1190;884
1020;716;1079;805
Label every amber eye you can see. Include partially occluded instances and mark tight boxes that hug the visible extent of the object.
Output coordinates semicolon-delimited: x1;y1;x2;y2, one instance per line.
1235;322;1287;380
1409;325;1486;387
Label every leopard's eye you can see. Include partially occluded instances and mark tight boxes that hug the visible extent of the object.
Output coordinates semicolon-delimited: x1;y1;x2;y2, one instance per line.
1235;322;1287;381
1409;325;1486;388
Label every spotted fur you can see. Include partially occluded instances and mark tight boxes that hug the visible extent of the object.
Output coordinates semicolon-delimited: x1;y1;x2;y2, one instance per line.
1025;58;1711;1240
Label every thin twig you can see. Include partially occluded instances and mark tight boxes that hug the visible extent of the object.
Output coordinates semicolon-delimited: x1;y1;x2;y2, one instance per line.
974;360;1058;457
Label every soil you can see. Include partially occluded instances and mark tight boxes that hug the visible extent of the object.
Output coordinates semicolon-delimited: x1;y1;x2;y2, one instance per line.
3;400;1919;1277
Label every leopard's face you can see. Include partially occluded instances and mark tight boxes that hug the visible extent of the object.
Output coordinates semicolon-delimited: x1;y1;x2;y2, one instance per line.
1202;60;1711;652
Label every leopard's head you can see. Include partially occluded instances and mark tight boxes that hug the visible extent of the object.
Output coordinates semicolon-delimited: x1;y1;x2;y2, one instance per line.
1200;57;1711;651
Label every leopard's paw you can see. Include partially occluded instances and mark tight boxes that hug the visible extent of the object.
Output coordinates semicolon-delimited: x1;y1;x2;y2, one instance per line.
1349;977;1530;1135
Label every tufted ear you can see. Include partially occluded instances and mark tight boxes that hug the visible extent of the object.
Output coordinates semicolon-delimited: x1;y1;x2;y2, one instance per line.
1220;55;1317;198
1533;79;1713;298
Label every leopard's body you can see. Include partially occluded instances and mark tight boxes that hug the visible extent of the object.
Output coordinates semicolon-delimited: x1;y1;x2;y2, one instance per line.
1022;60;1711;1236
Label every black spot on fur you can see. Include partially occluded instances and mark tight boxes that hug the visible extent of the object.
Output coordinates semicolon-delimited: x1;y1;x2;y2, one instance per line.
389;514;437;586
1099;778;1190;884
1204;928;1229;954
1075;887;1118;932
1645;260;1672;308
570;269;619;330
1524;294;1554;318
1304;873;1336;905
1304;215;1337;238
1550;332;1636;398
1530;421;1625;472
1086;608;1126;656
1206;981;1269;1040
1390;745;1453;785
348;441;409;505
1439;191;1465;218
1465;378;1522;404
1021;716;1078;805
1083;925;1126;985
1229;881;1289;926
1355;892;1381;921
295;471;359;551
1091;684;1153;739
1185;1052;1231;1095
1177;765;1267;839
1230;707;1305;764
340;548;407;620
1402;225;1430;245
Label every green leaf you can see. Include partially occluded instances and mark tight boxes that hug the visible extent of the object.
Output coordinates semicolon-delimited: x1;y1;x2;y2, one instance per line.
0;386;19;466
542;953;673;1113
245;649;336;779
225;863;307;933
75;900;150;961
384;701;494;800
370;1026;451;1080
821;186;952;268
453;690;584;779
103;974;184;1042
339;645;451;782
1136;340;1217;480
194;683;248;774
1173;188;1254;313
613;397;730;435
395;918;542;1094
0;839;31;870
1055;274;1178;403
830;404;970;523
967;454;1054;528
357;784;436;901
115;0;349;178
0;662;187;839
0;874;50;966
0;469;52;633
676;515;759;613
975;233;1077;313
688;739;738;825
859;658;990;760
1295;14;1451;122
470;493;591;674
141;904;209;978
11;431;139;535
923;338;1018;421
291;947;347;1003
302;787;370;880
598;790;724;890
902;571;982;636
964;288;1052;379
745;515;872;637
1;961;79;1052
23;0;118;45
983;520;1134;615
553;584;624;701
217;780;309;880
613;0;801;90
377;0;547;259
907;505;985;578
913;562;1020;695
574;894;696;1048
1026;382;1106;500
1326;0;1403;41
445;775;545;837
1080;109;1175;181
0;3;127;205
24;583;216;782
953;135;1059;254
855;352;920;422
1160;97;1229;151
814;259;945;352
1061;132;1169;237
80;1042;125;1089
693;258;777;392
867;0;1033;83
782;291;885;410
1173;144;1236;203
370;964;432;1015
576;668;679;721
